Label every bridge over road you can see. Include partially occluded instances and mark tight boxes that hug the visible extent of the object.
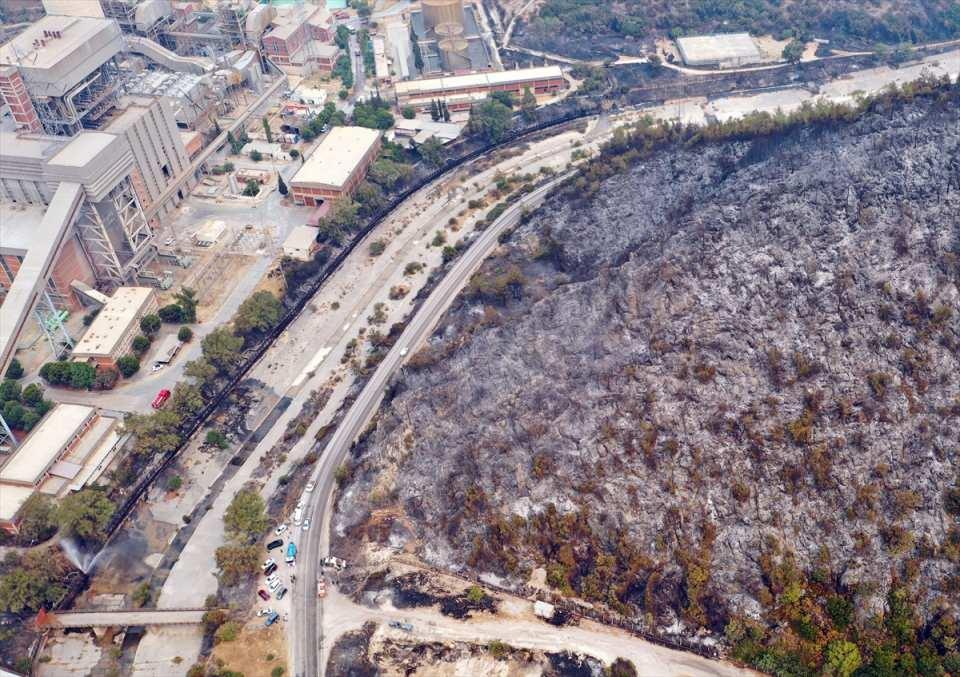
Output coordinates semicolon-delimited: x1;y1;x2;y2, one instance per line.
46;608;208;628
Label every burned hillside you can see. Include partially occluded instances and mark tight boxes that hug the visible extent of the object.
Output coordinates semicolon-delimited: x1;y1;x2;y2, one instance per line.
335;87;960;674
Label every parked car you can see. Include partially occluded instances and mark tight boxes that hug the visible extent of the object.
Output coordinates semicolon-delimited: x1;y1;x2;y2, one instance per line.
152;389;171;409
256;607;273;617
257;589;270;601
388;620;414;632
264;562;278;577
317;578;326;598
264;611;279;627
266;539;283;551
261;558;276;571
301;518;311;531
293;507;303;525
268;578;281;591
275;587;288;600
285;542;298;564
274;524;287;536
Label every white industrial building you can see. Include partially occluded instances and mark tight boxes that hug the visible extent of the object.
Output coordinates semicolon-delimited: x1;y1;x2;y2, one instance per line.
0;404;124;533
675;33;763;68
71;286;158;368
282;225;319;262
290;126;382;206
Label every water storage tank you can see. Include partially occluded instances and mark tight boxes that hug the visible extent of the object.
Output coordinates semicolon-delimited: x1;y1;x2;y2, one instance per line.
422;0;465;34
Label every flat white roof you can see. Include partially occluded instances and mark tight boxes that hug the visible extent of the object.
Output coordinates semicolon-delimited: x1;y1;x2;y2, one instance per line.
0;404;95;485
292;126;381;190
283;225;318;258
72;287;155;357
0;483;35;522
394;66;564;97
0;202;48;255
0;15;116;71
47;132;117;168
676;33;761;63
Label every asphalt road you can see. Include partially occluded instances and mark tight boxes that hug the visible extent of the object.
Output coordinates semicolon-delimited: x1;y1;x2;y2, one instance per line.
292;176;568;677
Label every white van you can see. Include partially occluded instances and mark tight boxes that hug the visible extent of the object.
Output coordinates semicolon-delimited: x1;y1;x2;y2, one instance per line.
293;507;303;525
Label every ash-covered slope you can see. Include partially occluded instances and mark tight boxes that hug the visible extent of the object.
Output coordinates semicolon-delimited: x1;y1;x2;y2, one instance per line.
336;95;960;669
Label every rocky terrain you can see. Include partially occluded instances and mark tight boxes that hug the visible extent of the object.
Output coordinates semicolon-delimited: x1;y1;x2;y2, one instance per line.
336;88;960;674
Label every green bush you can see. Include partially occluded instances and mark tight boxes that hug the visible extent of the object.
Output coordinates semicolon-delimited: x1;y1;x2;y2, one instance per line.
140;314;161;335
214;620;241;643
159;304;184;323
178;326;193;342
117;355;140;378
166;476;183;492
4;358;23;379
132;335;151;355
39;361;95;389
205;430;229;449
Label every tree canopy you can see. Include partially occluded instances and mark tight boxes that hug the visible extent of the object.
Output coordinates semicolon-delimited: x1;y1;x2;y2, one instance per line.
201;328;244;374
468;99;514;144
57;489;116;542
224;489;269;542
234;291;283;336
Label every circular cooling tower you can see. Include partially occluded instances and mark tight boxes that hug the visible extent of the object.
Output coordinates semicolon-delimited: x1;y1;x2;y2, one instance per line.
438;35;470;70
422;0;465;33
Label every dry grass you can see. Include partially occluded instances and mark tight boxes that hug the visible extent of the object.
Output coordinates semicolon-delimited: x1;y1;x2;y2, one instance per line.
211;622;287;677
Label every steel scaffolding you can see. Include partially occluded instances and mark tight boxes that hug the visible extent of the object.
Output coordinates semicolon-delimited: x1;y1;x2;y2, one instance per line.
34;287;74;359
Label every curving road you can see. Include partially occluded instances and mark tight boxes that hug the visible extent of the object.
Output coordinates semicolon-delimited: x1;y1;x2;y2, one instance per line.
292;176;569;676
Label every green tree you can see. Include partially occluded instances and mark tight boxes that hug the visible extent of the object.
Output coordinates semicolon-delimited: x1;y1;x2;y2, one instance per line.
0;551;66;613
184;358;218;385
22;382;44;406
174;287;198;323
224;489;268;541
68;362;95;389
205;430;229;449
242;179;260;196
824;640;862;677
0;378;21;402
468;99;514;144
249;149;263;163
215;620;242;643
234;291;283;336
140;314;161;335
521;86;537;121
202;328;244;373
335;24;351;49
289;148;300;160
429;98;440;121
262;116;273;143
782;38;805;63
441;100;450;122
417;136;444;166
166;475;183;492
158;304;184;323
58;489;116;542
132;335;151;355
2;400;24;428
401;105;416;119
4;358;23;379
368;158;413;190
178;326;193;342
490;91;515;109
411;26;424;72
278;173;288;196
16;494;57;544
125;410;181;456
116;355;140;378
170;383;204;418
215;544;260;585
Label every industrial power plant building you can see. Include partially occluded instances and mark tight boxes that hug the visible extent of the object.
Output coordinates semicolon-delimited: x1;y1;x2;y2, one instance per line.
394;65;567;112
290;126;382;207
675;33;763;68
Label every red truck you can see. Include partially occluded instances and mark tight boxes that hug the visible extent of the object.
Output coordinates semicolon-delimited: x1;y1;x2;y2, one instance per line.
152;389;171;409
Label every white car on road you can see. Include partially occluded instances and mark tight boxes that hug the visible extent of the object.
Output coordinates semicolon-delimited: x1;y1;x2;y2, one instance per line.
274;524;287;536
301;518;311;531
304;481;315;492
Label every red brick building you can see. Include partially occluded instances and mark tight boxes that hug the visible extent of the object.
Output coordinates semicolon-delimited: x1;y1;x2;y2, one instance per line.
291;127;381;207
